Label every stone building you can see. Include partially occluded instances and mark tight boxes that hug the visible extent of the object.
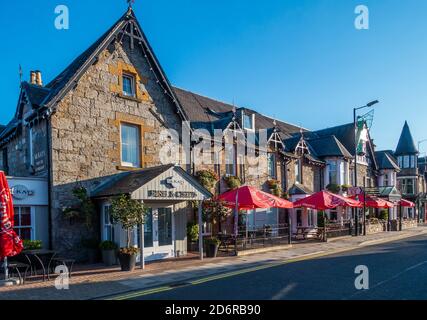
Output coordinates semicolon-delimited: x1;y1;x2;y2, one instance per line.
0;7;414;262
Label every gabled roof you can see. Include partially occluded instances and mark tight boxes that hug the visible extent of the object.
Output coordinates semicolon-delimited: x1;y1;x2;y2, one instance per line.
395;121;418;155
289;183;313;195
21;82;50;108
309;136;353;159
311;123;355;156
91;164;212;199
283;134;352;159
375;150;400;171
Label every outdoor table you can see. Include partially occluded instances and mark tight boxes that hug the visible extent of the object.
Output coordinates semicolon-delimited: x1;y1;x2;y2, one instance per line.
23;250;57;282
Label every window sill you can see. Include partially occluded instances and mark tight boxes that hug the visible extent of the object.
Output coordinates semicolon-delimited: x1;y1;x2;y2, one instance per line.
118;93;143;103
116;165;143;171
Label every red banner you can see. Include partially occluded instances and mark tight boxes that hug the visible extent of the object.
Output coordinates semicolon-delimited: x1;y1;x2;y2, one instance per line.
0;172;23;259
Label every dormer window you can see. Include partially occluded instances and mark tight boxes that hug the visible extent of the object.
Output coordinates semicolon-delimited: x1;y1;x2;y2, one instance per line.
122;73;136;97
243;113;255;131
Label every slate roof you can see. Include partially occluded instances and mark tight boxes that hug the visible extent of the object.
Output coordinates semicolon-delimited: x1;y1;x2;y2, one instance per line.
375;151;400;171
283;134;352;160
311;123;355;156
395;121;418;155
173;87;303;138
91;164;175;198
288;183;313;195
20;82;51;108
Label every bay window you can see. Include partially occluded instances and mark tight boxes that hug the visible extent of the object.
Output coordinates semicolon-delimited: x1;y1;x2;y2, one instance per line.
327;160;338;185
401;179;415;195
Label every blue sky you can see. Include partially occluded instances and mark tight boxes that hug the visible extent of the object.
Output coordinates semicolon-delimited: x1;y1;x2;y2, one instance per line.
1;0;427;151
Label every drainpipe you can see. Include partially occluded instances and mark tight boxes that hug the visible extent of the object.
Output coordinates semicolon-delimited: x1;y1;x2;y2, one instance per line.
46;118;53;250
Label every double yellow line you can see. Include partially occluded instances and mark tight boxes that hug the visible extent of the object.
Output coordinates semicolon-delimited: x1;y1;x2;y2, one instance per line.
105;250;344;301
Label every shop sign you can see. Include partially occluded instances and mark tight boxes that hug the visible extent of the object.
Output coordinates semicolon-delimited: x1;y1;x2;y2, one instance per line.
11;185;34;200
147;190;197;199
165;177;184;189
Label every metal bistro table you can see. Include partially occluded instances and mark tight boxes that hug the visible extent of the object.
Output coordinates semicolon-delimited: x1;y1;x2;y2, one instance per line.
22;250;57;282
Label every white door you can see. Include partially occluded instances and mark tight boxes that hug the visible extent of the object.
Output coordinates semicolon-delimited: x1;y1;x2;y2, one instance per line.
136;206;175;261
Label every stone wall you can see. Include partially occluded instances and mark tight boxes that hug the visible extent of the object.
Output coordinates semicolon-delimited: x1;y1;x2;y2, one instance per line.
366;221;386;235
49;39;184;258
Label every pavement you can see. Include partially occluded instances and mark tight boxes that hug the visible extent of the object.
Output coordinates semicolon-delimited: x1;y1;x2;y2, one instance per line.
0;226;426;300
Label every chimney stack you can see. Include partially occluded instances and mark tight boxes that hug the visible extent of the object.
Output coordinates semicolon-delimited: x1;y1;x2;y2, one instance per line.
35;70;43;86
30;71;37;85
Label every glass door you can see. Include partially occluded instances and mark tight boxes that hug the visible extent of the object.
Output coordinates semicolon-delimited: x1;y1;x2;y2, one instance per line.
157;208;173;248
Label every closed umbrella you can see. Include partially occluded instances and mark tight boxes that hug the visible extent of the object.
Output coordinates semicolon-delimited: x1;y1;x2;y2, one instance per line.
0;171;24;279
351;194;394;209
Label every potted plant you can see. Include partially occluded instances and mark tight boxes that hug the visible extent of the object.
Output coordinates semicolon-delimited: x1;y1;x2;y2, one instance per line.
267;179;281;197
326;184;341;194
81;238;99;264
196;170;219;191
187;223;199;252
23;240;43;250
205;237;221;258
100;241;118;266
224;176;241;190
110;194;147;272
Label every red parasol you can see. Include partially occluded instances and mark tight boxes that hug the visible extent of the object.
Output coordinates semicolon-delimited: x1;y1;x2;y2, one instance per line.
217;186;293;210
293;190;362;211
0;171;23;260
351;194;394;209
399;199;415;208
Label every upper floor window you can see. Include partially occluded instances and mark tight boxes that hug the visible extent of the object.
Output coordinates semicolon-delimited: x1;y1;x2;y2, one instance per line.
401;178;415;195
225;144;236;176
295;159;302;184
327;160;338;185
122;73;136;97
383;174;389;187
243;113;254;131
267;153;276;178
121;123;141;168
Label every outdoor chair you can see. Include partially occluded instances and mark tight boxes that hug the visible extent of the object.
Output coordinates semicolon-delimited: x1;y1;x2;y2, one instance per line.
49;258;75;279
6;262;30;285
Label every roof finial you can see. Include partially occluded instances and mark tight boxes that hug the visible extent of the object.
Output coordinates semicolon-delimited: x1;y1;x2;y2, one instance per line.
127;0;135;10
19;64;23;84
300;126;304;138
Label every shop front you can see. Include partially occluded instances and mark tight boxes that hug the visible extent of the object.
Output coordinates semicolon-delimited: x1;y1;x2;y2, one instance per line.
7;176;49;247
92;164;211;262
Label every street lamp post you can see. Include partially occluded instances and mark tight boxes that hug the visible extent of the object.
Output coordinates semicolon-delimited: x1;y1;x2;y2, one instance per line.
353;100;379;236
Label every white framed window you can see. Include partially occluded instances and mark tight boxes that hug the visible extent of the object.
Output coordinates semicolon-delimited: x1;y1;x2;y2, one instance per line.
401;179;415;195
327;160;338;185
403;155;410;168
225;144;236;176
267;153;276;178
243;113;255;131
122;73;136;97
120;123;141;168
13;206;34;240
102;205;114;242
383;174;389;187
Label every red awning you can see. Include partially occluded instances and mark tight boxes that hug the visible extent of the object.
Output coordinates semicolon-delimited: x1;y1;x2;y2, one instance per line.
293;190;362;211
0;171;23;259
217;186;294;210
399;199;416;207
351;194;394;209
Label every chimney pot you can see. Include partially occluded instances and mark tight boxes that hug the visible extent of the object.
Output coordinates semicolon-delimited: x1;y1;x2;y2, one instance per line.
30;71;37;85
35;70;43;86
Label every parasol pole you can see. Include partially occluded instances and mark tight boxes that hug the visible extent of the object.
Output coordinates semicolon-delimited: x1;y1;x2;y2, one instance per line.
234;189;239;255
4;257;8;280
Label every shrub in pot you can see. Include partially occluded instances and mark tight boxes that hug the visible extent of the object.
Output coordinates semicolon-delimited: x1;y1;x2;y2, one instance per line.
110;194;147;272
187;223;199;252
118;247;139;272
99;241;118;266
205;237;221;258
